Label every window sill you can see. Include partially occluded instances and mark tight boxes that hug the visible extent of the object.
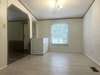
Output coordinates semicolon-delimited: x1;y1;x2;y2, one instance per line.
51;44;69;46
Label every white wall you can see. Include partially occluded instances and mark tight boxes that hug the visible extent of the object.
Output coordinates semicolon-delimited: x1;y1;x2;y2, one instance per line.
83;0;100;65
36;19;83;53
0;0;7;69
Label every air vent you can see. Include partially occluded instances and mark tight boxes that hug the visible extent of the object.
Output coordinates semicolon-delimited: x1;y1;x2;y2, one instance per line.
90;67;99;72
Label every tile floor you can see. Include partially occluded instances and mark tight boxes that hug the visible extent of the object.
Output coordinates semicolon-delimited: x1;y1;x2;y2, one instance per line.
0;52;100;75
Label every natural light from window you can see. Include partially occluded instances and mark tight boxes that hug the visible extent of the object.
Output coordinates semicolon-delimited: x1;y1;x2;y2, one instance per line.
51;23;68;44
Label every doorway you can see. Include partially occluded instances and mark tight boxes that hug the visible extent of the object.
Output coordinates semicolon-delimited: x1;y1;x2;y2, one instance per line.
7;5;30;64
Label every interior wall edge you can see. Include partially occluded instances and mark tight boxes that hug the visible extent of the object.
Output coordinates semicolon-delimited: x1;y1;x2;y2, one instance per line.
83;0;95;17
85;53;100;66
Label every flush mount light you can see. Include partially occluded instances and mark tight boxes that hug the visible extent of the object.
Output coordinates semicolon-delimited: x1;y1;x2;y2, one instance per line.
55;0;63;9
49;0;63;9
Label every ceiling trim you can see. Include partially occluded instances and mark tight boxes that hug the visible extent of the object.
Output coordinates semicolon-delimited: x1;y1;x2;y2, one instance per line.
18;0;38;20
8;19;28;22
83;0;95;17
38;17;83;21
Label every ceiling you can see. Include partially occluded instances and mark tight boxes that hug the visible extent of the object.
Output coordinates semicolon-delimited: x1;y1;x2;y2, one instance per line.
8;5;28;21
19;0;94;20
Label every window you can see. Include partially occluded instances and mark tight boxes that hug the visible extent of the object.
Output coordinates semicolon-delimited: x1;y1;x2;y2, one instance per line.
51;23;68;44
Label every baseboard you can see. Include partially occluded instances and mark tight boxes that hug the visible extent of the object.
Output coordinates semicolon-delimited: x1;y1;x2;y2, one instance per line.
0;65;7;70
85;53;100;66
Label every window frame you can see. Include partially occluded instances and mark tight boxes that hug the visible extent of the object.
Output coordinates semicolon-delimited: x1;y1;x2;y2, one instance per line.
51;23;69;45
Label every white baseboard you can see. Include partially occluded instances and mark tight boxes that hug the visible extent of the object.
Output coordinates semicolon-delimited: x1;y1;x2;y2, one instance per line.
0;65;7;70
85;53;100;66
31;52;43;55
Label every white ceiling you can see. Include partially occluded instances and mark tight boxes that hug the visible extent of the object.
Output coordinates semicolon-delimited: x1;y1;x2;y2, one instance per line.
19;0;94;20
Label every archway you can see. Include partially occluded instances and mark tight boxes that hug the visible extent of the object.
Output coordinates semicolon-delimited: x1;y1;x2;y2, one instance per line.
7;5;30;64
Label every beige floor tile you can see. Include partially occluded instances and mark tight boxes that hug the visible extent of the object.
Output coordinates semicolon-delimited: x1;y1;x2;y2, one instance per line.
0;52;100;75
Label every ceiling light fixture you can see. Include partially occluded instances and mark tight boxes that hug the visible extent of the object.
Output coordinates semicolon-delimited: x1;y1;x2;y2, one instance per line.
55;0;63;9
49;0;63;9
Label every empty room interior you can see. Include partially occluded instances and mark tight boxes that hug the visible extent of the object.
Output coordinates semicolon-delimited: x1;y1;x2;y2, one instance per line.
0;0;100;75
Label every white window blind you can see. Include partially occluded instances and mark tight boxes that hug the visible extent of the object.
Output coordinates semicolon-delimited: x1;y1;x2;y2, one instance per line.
51;23;68;44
